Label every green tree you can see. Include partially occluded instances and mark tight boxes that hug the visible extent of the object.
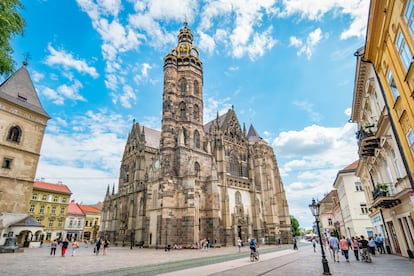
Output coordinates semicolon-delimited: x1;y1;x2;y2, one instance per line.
290;215;302;237
0;0;25;76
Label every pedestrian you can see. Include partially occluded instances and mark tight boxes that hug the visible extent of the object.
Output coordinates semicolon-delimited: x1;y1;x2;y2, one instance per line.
71;238;79;256
351;236;359;261
328;235;340;263
292;237;298;250
61;238;69;257
339;236;350;262
95;237;102;255
359;235;371;262
368;236;376;256
103;239;110;255
376;233;385;254
237;238;242;253
312;237;317;252
50;239;57;256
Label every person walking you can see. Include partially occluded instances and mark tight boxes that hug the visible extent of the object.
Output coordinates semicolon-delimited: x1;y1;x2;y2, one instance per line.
50;239;57;256
328;235;340;263
293;237;298;250
103;239;110;255
61;238;69;257
351;237;360;261
71;239;79;256
368;236;376;256
359;235;371;262
376;233;385;254
237;238;242;253
95;237;102;255
312;237;317;252
339;236;350;262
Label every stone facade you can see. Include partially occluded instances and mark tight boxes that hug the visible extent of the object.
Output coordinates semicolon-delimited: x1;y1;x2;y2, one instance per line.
0;64;50;246
101;23;291;248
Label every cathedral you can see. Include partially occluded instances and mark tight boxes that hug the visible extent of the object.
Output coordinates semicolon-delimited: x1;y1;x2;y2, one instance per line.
101;23;291;248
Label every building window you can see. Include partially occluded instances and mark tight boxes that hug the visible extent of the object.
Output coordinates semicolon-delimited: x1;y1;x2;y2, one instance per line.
405;0;414;35
60;207;65;215
53;196;58;202
386;69;399;100
29;205;35;213
39;205;45;214
69;219;73;227
179;102;186;119
58;220;63;227
48;194;52;202
194;130;200;149
85;220;89;227
179;78;187;94
32;193;38;200
408;129;414;157
396;31;412;71
194;162;200;176
235;191;242;205
42;194;47;201
49;220;54;228
6;126;22;143
391;149;403;178
62;197;66;203
193;104;199;120
2;158;12;169
194;80;199;95
360;204;369;214
51;206;56;215
328;218;333;226
355;182;363;191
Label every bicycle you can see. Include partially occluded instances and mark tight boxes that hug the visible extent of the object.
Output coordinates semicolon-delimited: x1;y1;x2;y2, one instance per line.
250;248;259;262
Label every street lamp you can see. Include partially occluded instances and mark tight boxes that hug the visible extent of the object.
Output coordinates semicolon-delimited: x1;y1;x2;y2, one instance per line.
309;198;331;275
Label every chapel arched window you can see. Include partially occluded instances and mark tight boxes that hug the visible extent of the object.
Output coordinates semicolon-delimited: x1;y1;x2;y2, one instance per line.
7;125;22;143
235;191;242;205
194;130;200;149
179;102;186;119
194;162;200;176
193;104;199;121
180;78;187;94
194;80;199;95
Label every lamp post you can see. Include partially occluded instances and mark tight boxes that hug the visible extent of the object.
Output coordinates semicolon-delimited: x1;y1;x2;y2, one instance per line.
309;198;331;275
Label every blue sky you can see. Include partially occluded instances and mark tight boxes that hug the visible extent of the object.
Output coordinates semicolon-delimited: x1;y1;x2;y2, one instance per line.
7;0;369;228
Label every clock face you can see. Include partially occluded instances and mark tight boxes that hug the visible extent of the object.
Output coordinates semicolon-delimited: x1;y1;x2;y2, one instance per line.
190;49;198;57
153;159;160;170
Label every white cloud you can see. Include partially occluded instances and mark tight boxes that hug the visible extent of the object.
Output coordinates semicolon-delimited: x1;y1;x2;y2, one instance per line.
293;28;323;59
41;86;65;105
45;44;99;78
57;80;86;102
119;85;137;108
36;109;130;204
203;96;233;124
31;71;44;82
293;100;322;122
277;0;369;39
289;36;302;47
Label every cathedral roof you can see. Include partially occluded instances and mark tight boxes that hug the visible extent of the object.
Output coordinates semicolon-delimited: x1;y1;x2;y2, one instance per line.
203;112;227;133
0;64;50;118
247;124;263;142
142;126;161;149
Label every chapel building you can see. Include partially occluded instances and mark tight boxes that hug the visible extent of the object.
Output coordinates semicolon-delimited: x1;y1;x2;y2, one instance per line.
101;23;291;248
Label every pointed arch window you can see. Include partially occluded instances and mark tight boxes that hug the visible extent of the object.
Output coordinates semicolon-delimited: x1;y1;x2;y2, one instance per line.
194;130;200;149
180;78;187;94
194;80;199;95
179;102;186;119
193;104;199;120
194;162;200;176
7;125;22;143
235;191;242;205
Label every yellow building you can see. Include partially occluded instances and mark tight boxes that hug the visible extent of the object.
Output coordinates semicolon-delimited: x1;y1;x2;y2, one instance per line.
79;205;101;242
365;0;414;190
29;181;72;241
352;0;414;257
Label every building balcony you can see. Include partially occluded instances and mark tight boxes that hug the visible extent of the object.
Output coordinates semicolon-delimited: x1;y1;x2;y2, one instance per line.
371;184;401;209
356;127;380;158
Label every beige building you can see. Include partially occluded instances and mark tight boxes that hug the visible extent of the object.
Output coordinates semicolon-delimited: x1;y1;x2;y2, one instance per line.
29;181;72;241
351;4;414;256
79;205;101;242
0;64;50;246
333;161;373;238
101;23;291;248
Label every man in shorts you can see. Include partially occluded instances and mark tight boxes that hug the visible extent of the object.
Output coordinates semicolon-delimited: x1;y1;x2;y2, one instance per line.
328;235;340;262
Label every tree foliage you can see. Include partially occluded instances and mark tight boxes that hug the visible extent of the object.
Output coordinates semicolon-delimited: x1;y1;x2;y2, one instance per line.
0;0;25;76
290;215;302;237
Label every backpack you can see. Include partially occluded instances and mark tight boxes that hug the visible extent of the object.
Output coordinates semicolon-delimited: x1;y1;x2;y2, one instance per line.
249;240;255;247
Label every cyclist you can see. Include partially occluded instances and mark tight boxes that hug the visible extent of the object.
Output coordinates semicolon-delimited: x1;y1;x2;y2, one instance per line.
249;237;258;260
